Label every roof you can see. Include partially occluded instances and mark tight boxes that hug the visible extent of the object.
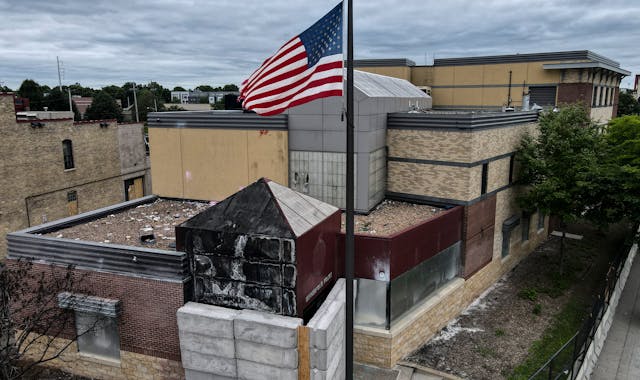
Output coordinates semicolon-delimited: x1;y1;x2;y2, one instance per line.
433;50;622;67
354;58;416;67
354;70;429;98
543;62;630;76
179;178;338;238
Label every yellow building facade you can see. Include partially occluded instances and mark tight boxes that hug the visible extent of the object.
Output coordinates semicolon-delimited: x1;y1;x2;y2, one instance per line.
356;51;630;123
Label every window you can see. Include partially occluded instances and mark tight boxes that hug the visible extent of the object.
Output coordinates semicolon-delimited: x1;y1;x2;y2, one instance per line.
508;155;515;184
521;212;531;242
62;139;74;169
604;88;609;106
481;163;489;195
75;311;121;360
67;191;78;216
502;215;520;258
57;293;122;361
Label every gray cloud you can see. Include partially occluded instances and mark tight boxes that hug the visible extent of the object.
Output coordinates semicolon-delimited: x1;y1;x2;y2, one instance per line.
0;0;638;90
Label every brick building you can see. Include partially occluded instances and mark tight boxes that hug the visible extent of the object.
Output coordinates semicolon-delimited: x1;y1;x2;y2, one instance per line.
356;50;630;123
0;93;150;259
6;70;554;378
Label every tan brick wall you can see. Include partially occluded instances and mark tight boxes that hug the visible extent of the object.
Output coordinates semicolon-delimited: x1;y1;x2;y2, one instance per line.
470;123;537;162
387;129;473;162
0;94;147;259
19;333;184;380
25;177;124;226
387;162;474;201
387;123;536;203
487;156;511;194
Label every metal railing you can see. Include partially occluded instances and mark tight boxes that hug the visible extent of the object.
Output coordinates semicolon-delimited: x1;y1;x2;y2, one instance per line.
527;241;630;380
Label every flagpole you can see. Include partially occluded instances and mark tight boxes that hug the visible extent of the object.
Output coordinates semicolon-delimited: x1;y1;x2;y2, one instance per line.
345;0;355;379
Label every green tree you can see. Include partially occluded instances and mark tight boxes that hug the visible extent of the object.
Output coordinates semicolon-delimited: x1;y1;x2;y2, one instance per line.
68;82;95;97
84;91;123;121
588;116;640;228
617;92;640;116
195;85;214;92
18;79;44;110
222;84;239;92
135;89;165;122
102;85;125;106
44;87;69;111
0;85;12;92
516;104;604;267
172;86;186;91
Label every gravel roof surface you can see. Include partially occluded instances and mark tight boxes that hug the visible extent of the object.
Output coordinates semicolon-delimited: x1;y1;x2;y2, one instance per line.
44;199;210;250
341;199;445;236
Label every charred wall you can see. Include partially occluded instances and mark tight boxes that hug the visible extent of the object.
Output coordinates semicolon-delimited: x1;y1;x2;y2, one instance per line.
177;227;298;316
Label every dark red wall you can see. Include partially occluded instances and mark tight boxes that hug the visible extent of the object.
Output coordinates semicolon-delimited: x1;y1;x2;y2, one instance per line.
557;83;593;109
296;211;342;317
462;195;496;278
338;206;463;281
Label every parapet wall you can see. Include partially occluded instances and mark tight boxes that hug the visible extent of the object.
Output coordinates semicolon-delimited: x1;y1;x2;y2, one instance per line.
177;279;346;380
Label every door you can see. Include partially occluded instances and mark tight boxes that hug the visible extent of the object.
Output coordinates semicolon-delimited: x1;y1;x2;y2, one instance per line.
125;177;144;201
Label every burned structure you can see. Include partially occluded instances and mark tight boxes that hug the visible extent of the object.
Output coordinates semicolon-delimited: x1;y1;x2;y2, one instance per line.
176;178;341;318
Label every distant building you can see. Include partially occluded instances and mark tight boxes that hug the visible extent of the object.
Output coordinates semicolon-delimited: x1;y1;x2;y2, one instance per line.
170;90;239;104
356;50;630;123
71;96;92;119
0;93;150;259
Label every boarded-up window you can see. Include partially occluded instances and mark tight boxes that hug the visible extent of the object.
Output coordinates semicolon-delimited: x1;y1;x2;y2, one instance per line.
67;190;78;216
529;86;557;107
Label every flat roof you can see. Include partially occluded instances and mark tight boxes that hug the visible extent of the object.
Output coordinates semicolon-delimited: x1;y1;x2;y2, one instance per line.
543;62;630;76
387;110;539;131
341;199;445;236
433;50;621;67
44;199;209;250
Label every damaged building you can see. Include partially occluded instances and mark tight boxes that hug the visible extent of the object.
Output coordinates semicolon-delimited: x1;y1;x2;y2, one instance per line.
0;92;150;260
6;66;559;379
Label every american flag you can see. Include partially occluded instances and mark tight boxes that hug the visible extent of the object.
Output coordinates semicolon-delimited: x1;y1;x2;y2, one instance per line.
240;3;343;116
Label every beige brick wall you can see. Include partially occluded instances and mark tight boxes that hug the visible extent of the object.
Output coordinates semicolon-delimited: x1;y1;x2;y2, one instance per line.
469;123;537;162
387;129;473;162
487;156;511;193
387;122;536;203
19;333;184;380
0;94;148;259
387;162;474;201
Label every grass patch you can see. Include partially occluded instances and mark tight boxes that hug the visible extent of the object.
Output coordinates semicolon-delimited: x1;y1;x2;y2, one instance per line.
495;328;506;337
508;297;588;379
518;288;539;301
532;303;542;315
476;345;498;359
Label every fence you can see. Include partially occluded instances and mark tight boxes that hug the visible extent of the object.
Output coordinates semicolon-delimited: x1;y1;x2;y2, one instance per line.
527;236;633;380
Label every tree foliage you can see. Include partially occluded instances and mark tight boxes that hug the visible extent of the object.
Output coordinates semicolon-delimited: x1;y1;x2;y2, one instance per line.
43;88;68;111
221;84;239;92
18;80;44;111
588;116;640;227
516;104;603;224
172;86;186;92
617;91;640;116
84;91;123;121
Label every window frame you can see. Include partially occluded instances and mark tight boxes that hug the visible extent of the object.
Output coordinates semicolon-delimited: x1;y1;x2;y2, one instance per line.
62;139;75;170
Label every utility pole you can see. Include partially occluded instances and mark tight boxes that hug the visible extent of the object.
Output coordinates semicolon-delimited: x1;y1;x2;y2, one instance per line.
68;88;72;112
56;56;63;91
133;84;140;123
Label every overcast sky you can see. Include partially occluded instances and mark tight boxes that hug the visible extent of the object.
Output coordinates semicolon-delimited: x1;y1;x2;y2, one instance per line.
1;0;639;91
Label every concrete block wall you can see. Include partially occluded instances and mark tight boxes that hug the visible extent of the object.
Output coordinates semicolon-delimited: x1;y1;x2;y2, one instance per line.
177;279;347;380
308;279;346;380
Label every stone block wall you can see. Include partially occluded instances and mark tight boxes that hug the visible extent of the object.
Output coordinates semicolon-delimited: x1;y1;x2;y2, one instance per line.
308;279;346;380
177;279;347;380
